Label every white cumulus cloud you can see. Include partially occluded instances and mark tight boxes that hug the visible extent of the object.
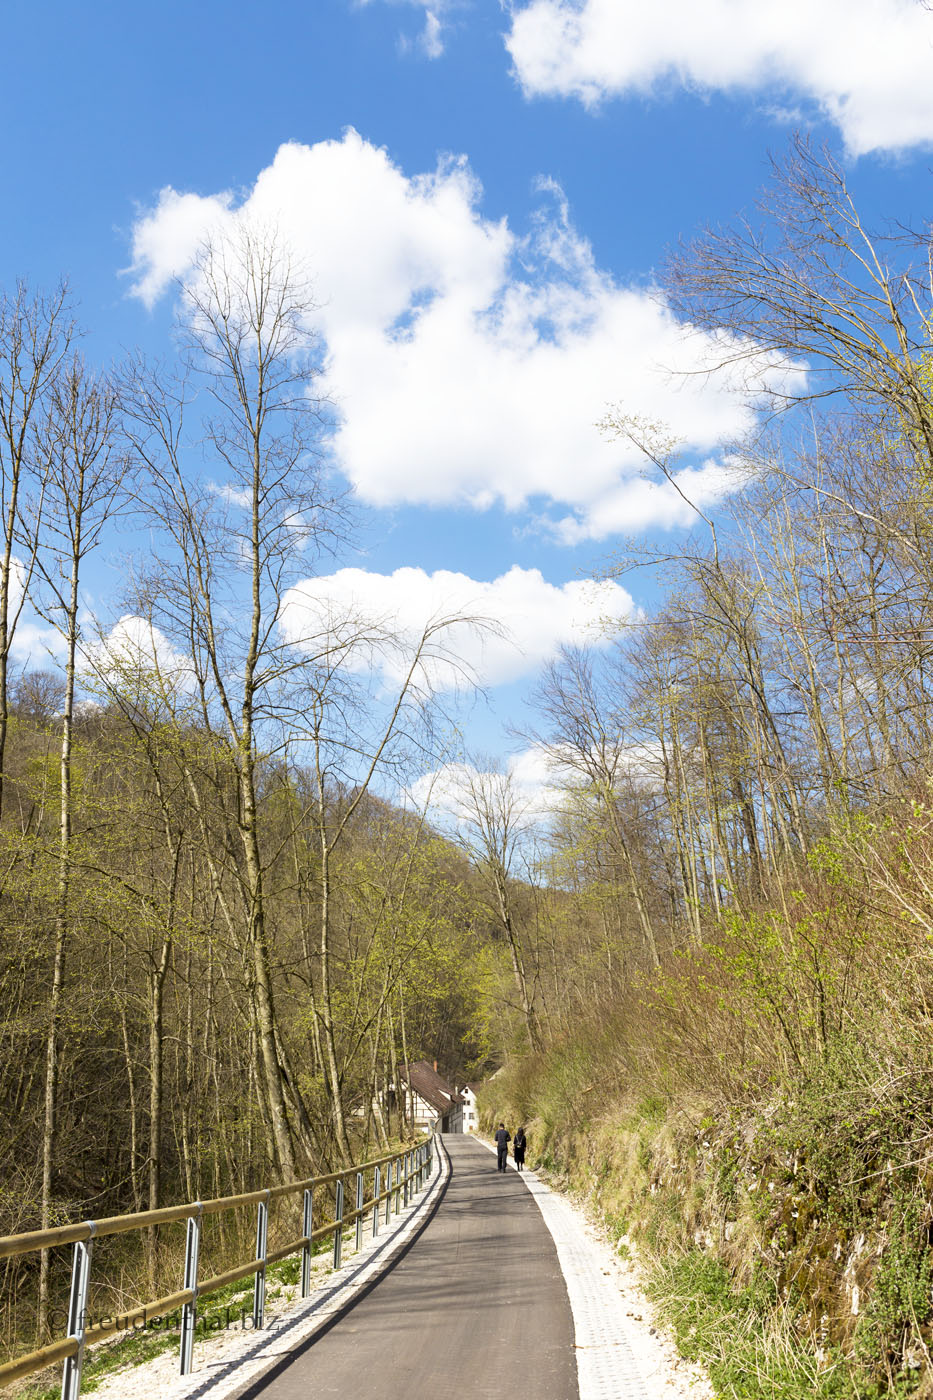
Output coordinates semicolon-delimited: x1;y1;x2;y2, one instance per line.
506;0;933;156
129;189;236;309
127;132;797;540
409;747;568;825
278;565;634;692
85;616;195;699
410;735;667;826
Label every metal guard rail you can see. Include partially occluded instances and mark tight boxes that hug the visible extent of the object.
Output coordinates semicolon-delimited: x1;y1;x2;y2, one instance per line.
0;1133;436;1399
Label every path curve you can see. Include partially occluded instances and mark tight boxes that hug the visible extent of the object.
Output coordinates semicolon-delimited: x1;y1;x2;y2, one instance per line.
229;1134;579;1399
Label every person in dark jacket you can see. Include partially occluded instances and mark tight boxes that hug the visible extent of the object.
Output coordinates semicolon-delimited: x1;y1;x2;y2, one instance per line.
494;1122;510;1171
513;1127;526;1171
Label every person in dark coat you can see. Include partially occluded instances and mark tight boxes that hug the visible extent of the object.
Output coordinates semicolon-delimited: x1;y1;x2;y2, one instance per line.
513;1127;526;1171
494;1122;510;1171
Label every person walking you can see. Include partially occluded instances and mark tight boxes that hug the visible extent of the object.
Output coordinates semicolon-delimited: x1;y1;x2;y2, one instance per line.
494;1122;511;1172
513;1126;526;1171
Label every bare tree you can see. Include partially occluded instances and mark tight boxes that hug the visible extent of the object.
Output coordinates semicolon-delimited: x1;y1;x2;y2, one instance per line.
531;652;661;969
119;223;343;1181
0;282;74;823
121;224;492;1175
448;761;542;1050
31;355;125;1335
664;137;933;462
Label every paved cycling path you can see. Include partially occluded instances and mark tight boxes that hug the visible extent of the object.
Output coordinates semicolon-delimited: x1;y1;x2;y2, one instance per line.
229;1134;578;1400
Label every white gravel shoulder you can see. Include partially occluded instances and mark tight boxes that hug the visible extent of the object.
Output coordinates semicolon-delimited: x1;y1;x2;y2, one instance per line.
477;1137;713;1400
83;1149;449;1400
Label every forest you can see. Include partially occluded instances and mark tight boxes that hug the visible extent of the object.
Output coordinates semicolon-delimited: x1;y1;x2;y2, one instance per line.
4;140;933;1395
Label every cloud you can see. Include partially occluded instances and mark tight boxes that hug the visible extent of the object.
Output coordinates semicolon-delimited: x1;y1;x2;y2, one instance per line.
548;456;751;544
129;189;235;308
127;132;798;540
358;0;450;60
506;0;933;156
7;560;81;663
418;10;444;58
84;616;195;700
10;620;67;664
409;747;567;824
410;732;668;827
278;564;634;691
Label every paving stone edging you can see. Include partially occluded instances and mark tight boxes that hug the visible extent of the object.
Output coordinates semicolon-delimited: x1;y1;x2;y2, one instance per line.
476;1136;649;1400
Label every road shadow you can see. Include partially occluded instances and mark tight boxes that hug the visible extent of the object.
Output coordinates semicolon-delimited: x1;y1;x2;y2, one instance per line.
222;1153;452;1400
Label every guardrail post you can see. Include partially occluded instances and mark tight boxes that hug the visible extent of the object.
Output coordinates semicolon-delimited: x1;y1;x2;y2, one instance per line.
179;1203;202;1375
333;1179;344;1268
301;1188;313;1297
253;1190;270;1330
385;1161;393;1224
372;1167;380;1237
61;1222;95;1400
355;1173;364;1252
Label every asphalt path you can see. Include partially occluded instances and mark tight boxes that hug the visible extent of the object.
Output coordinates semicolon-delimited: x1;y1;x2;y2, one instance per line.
229;1135;578;1400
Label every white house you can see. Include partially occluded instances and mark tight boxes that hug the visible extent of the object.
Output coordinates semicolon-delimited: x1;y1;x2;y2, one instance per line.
458;1083;480;1133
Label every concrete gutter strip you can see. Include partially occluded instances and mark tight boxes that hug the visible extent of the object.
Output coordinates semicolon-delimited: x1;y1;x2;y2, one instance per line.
92;1144;450;1400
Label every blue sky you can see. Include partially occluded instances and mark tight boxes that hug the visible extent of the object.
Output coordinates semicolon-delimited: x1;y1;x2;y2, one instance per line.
5;0;933;799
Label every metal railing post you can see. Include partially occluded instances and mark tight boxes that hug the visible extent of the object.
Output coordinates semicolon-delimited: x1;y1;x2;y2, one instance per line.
333;1179;344;1268
0;1142;458;1397
61;1223;95;1400
179;1204;202;1375
253;1191;270;1330
301;1188;313;1297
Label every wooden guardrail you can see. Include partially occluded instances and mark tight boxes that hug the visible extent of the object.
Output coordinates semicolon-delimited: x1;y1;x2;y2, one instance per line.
0;1135;435;1400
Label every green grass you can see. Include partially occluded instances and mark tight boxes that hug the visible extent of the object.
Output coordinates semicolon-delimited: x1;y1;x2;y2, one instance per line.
644;1250;926;1400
